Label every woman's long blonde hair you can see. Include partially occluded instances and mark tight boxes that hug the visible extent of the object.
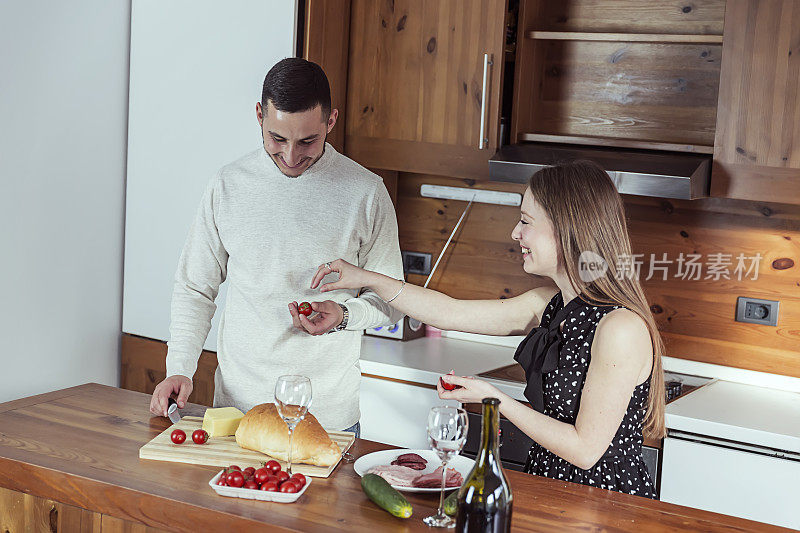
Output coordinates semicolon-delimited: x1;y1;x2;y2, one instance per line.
529;160;666;439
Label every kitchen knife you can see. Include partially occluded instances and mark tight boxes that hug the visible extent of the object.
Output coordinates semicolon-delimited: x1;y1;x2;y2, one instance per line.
166;397;181;425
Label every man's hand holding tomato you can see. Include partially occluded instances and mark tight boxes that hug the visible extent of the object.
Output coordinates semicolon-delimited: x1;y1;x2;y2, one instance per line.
288;300;344;335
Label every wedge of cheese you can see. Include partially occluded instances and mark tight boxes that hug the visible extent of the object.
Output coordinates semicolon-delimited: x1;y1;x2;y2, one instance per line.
201;407;244;437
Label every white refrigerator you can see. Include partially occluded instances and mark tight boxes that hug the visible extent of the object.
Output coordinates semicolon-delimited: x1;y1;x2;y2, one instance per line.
123;0;297;348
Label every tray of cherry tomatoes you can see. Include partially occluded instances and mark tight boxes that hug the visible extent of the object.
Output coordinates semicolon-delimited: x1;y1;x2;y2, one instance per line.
209;460;310;503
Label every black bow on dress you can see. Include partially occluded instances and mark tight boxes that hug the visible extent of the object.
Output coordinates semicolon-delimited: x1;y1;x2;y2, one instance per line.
513;294;583;412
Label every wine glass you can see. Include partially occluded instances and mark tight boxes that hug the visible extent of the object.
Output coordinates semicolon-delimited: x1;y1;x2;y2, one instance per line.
424;406;468;528
274;375;312;475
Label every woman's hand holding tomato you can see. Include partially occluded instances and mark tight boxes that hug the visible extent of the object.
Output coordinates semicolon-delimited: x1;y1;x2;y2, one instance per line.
437;372;503;404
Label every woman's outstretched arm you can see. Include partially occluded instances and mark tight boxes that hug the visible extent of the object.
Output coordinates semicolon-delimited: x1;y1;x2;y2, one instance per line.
311;259;558;336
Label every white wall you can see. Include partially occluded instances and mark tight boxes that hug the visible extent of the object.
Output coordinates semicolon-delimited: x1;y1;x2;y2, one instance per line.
0;1;130;402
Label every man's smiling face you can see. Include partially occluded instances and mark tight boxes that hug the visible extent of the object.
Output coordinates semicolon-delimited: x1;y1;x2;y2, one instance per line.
256;101;337;177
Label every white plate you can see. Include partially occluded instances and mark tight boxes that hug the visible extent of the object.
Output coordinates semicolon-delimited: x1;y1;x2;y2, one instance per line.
353;449;474;493
208;470;311;503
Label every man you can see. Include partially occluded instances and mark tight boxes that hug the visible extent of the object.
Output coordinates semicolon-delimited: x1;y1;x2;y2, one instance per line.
149;58;404;436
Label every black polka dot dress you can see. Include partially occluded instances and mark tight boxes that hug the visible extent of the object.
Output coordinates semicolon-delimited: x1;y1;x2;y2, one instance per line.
517;292;656;499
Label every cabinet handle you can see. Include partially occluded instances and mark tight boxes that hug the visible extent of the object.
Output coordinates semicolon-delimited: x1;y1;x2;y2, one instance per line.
479;53;493;150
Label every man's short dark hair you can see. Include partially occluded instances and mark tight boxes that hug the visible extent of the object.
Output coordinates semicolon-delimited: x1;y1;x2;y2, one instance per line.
261;58;331;119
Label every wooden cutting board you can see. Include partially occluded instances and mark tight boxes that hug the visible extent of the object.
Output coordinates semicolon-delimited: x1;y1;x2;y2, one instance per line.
139;416;354;478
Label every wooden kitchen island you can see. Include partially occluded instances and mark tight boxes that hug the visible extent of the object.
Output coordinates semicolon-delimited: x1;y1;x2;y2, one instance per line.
0;384;791;532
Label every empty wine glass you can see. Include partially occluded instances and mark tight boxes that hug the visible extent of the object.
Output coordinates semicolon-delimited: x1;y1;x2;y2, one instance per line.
424;406;468;528
274;375;312;475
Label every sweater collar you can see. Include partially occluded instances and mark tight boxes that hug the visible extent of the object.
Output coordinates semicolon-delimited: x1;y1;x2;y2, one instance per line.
259;142;337;180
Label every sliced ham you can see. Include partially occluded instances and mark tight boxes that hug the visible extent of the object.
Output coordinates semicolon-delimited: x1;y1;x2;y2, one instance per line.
412;466;463;488
366;465;421;487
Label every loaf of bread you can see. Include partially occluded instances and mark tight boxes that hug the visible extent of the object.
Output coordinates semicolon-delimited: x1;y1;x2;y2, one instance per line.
234;403;341;467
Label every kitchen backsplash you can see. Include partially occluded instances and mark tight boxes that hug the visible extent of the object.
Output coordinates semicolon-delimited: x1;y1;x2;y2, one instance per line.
393;172;800;378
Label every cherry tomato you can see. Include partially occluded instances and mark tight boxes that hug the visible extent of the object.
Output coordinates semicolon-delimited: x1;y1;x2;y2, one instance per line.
191;429;209;444
170;429;186;444
254;467;270;484
260;481;279;492
297;302;313;316
439;376;461;391
228;465;241;471
243;466;256;477
276;471;290;484
290;473;306;488
226;470;244;488
264;460;281;474
279;481;298;493
219;472;228;484
243;479;259;490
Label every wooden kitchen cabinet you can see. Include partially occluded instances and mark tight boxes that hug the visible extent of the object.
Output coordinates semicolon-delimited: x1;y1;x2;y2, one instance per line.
0;487;168;532
511;0;725;153
711;0;800;205
0;487;99;532
343;0;508;179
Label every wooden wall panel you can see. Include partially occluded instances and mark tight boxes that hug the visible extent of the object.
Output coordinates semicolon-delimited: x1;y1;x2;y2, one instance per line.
395;174;800;377
396;173;544;299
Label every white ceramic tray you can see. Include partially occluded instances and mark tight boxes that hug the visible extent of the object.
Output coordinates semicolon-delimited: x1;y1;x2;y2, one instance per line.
208;470;311;503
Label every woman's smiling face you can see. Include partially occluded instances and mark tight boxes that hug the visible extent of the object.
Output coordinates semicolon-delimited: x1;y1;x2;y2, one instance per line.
511;188;561;277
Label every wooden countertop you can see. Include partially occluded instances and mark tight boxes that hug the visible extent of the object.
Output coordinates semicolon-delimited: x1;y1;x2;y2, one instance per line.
0;383;790;532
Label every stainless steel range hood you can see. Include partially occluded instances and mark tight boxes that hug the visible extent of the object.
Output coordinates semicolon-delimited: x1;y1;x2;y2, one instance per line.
489;143;711;200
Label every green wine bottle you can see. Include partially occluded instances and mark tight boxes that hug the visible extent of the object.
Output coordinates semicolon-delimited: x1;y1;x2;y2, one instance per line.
456;397;513;532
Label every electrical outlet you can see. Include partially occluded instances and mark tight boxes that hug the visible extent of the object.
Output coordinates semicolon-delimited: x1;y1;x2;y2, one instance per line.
735;297;779;326
401;251;432;276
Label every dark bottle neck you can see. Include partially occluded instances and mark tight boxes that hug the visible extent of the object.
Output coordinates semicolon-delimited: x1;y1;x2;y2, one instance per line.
476;398;501;466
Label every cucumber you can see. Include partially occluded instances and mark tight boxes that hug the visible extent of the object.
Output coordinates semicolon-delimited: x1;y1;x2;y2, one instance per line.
361;473;413;518
443;489;458;517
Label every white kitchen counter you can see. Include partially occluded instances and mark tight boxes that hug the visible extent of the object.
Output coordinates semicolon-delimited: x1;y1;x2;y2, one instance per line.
359;335;527;401
360;334;800;453
666;379;800;453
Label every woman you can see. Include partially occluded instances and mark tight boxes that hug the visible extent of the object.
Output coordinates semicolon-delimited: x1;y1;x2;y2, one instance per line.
308;160;665;498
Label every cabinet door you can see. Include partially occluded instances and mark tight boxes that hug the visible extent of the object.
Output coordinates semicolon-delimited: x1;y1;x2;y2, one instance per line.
359;376;459;448
345;0;507;179
711;0;800;204
0;486;101;532
660;436;800;530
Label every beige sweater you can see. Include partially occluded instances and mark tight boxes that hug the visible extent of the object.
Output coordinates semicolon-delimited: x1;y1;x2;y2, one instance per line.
166;144;404;429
